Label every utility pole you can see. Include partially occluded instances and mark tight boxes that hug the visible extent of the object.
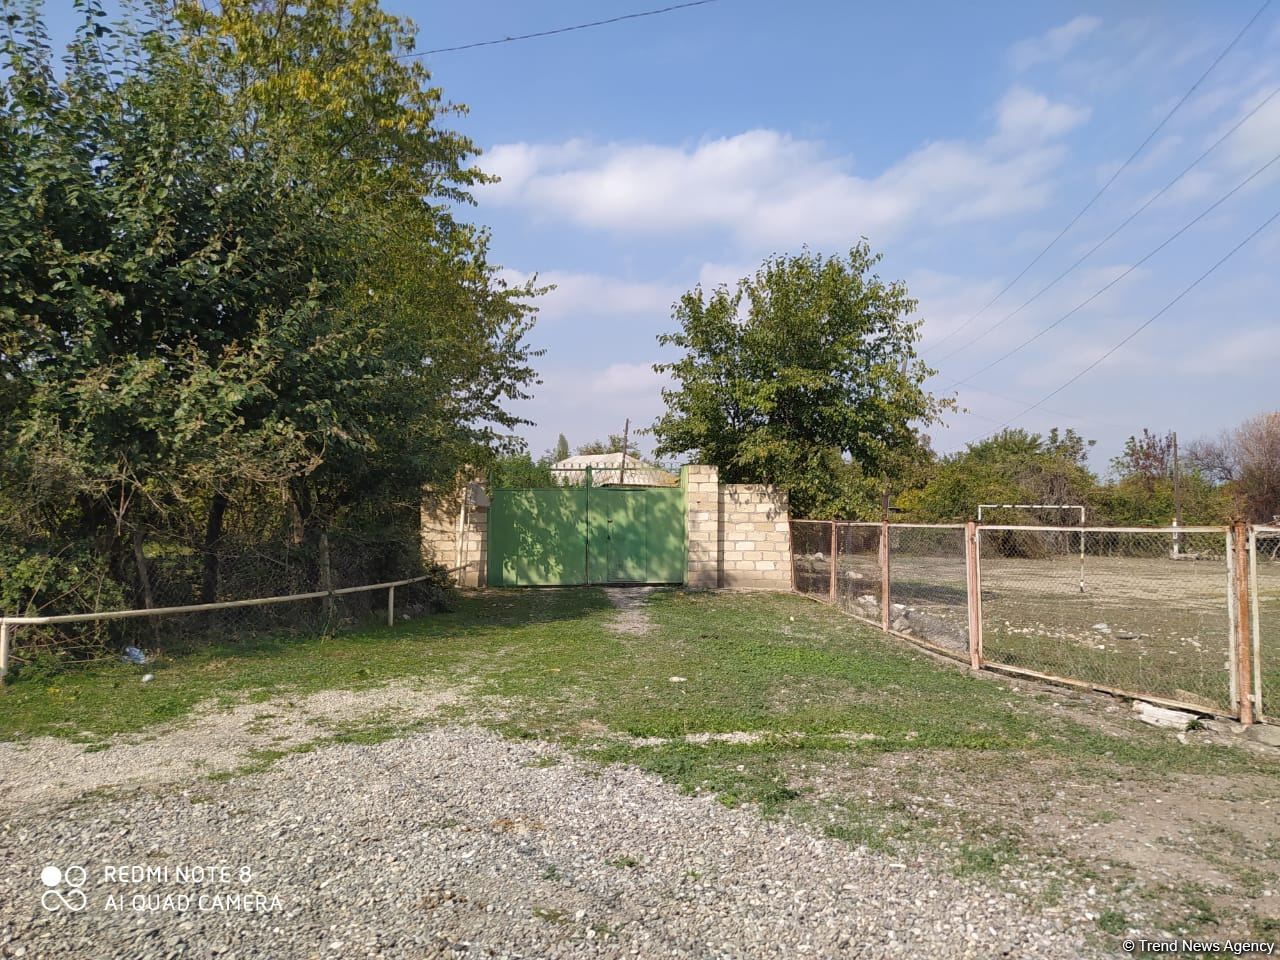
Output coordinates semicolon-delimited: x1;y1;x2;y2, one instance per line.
619;418;630;485
1172;431;1182;558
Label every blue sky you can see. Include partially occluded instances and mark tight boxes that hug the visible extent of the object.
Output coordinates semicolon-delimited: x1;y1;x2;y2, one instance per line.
44;1;1280;472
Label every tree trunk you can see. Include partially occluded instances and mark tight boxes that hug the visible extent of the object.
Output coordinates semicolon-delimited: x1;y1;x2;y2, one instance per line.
131;528;155;611
318;529;335;627
201;493;228;604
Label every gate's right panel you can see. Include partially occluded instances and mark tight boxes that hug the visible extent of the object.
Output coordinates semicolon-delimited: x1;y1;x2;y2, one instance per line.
643;487;686;584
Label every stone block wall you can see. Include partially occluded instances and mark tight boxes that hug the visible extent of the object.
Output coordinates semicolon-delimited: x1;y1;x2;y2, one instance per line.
717;484;792;590
422;466;792;592
420;488;487;587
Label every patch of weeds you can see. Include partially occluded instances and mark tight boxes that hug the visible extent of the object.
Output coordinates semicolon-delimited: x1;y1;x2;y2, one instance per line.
532;906;569;924
540;865;561;881
63;784;132;809
1172;888;1219;930
522;755;561;768
1096;909;1127;936
606;855;640;869
824;820;890;853
955;838;1020;878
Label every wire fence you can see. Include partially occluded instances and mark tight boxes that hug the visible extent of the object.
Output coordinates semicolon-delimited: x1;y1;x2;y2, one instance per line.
980;526;1232;713
792;520;1267;722
1253;526;1280;722
889;525;969;659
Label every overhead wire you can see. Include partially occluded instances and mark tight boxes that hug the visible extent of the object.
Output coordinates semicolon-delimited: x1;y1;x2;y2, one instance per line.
924;0;1274;355
939;145;1280;393
933;84;1280;365
400;0;722;57
965;205;1280;442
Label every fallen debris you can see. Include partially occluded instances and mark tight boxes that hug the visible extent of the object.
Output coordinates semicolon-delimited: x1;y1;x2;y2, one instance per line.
1131;701;1197;731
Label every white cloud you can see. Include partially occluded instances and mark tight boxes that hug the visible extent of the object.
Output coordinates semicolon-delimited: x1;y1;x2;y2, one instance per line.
498;268;677;318
483;88;1088;249
995;87;1091;146
588;362;667;396
1010;16;1102;71
1177;325;1280;375
1220;86;1280;170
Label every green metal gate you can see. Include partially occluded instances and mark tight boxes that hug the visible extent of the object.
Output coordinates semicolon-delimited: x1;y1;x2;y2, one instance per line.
488;484;685;587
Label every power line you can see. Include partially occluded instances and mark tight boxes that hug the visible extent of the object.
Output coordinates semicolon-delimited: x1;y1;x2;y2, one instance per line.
941;146;1280;392
934;84;1280;365
967;204;1280;442
401;0;722;57
924;0;1274;355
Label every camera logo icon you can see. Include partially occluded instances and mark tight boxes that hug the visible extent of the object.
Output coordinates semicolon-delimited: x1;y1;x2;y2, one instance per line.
40;865;87;913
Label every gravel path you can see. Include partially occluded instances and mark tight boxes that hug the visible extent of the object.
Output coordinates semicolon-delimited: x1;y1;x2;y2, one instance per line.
0;724;1096;959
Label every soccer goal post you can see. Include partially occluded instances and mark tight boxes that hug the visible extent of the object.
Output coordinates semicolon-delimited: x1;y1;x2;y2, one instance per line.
977;503;1087;593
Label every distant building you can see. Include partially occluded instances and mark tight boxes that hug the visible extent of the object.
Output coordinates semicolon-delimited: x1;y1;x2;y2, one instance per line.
552;452;677;487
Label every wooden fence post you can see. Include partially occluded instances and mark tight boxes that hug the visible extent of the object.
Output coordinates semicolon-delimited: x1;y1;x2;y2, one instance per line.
318;530;335;625
828;522;838;603
387;584;396;627
0;620;9;682
965;520;983;671
1233;520;1255;726
879;521;891;632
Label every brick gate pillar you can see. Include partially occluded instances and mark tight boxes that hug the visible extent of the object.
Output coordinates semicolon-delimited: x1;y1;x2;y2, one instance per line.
682;465;720;588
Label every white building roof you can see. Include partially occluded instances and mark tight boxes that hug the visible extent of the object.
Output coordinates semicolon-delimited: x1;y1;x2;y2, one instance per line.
552;452;677;487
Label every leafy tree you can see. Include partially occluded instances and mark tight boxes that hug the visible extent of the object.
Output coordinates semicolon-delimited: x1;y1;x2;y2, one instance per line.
652;245;951;516
1098;428;1227;525
553;434;571;462
0;0;541;620
911;429;1096;522
1189;412;1280;522
575;435;628;456
1111;429;1175;488
489;452;556;489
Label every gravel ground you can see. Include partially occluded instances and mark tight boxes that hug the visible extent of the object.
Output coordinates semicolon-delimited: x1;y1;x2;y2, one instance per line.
0;683;461;807
0;724;1098;959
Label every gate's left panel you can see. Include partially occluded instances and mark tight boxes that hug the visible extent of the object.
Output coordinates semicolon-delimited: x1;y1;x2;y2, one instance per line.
488;489;588;586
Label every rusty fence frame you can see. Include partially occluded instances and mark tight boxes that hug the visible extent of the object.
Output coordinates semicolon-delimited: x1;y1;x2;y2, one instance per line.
1251;525;1280;723
792;519;1267;726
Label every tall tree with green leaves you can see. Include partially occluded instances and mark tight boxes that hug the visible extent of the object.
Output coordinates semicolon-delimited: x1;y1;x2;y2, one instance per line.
651;245;950;516
1;0;542;617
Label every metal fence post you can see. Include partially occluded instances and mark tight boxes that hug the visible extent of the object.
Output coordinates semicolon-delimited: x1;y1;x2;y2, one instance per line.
0;620;9;682
879;521;891;632
965;521;983;671
828;522;837;603
1232;520;1255;726
387;585;396;627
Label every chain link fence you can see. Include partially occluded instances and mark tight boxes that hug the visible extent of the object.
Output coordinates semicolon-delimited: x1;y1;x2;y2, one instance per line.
1252;526;1280;721
792;520;1264;720
979;526;1232;713
888;525;969;659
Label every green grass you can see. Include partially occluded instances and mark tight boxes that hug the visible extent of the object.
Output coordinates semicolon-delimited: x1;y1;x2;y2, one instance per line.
5;586;1277;945
0;588;612;741
4;587;1267;777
